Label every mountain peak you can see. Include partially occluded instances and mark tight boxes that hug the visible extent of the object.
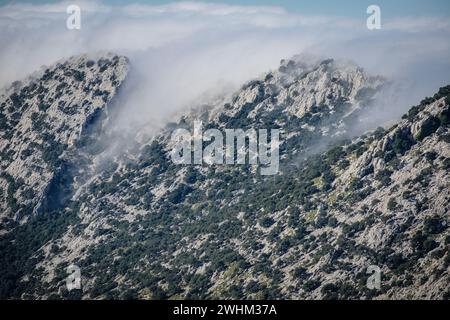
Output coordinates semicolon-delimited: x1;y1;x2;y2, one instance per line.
0;53;129;224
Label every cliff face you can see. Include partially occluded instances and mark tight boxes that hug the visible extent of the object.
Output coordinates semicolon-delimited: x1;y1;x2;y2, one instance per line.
0;54;128;227
0;54;448;300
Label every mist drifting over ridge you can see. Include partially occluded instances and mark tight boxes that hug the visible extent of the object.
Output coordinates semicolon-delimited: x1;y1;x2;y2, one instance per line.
1;0;450;135
1;1;450;302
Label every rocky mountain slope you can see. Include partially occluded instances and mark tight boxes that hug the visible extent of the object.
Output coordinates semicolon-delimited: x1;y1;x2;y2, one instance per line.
0;53;128;228
0;54;448;300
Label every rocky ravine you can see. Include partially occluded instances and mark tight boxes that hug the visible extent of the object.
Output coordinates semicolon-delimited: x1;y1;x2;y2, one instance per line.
0;54;448;300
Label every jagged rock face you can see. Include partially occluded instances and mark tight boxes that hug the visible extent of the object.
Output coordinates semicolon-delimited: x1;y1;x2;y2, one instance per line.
0;54;448;300
0;54;128;228
193;58;383;136
299;95;450;299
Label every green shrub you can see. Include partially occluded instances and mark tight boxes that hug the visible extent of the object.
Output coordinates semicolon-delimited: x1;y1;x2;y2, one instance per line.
375;169;392;187
424;216;445;234
416;116;441;141
392;130;414;154
438;107;449;125
387;198;397;211
259;216;275;228
302;279;320;292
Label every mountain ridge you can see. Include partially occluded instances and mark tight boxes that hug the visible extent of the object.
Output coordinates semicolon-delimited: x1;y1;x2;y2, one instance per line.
0;53;448;300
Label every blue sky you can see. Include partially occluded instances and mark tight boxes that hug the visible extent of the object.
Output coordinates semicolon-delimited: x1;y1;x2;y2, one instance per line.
1;0;450;19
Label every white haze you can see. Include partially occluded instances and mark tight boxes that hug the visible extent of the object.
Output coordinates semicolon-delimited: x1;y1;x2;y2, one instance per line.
1;0;450;138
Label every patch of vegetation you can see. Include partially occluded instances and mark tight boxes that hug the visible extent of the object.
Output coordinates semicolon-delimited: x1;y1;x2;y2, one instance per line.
416;116;441;141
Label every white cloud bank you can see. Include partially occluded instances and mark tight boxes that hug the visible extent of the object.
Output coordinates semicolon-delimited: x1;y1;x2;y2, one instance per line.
1;0;450;134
